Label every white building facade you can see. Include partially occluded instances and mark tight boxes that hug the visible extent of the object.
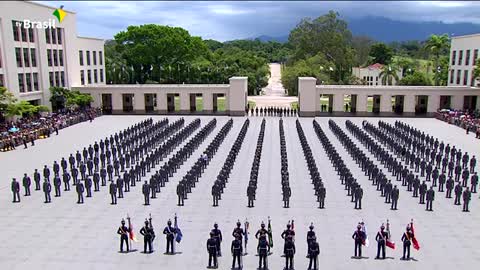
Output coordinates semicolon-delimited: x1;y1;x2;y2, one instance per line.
448;33;480;87
0;1;105;106
352;63;403;86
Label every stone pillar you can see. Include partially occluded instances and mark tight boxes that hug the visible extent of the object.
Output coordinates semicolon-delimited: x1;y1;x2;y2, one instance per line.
451;95;464;110
112;92;123;114
404;94;415;113
229;77;248;116
356;94;367;113
180;92;189;113
157;91;167;114
427;94;440;113
203;92;213;114
333;94;344;112
134;92;145;114
380;94;391;113
298;77;317;117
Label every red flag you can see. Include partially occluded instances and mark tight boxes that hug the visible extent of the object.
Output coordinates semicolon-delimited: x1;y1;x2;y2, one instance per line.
386;240;396;249
127;217;138;242
411;222;420;250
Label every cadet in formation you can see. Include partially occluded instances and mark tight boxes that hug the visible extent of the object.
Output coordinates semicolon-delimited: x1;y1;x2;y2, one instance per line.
117;218;131;253
207;232;218;269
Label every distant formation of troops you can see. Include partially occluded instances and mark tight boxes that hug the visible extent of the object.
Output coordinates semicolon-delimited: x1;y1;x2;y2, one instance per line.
314;120;364;209
279;119;292;208
247;119;266;208
212;119;250;207
296;120;326;208
248;106;297;117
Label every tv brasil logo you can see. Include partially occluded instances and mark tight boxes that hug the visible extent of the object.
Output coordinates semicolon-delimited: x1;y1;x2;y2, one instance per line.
17;6;66;29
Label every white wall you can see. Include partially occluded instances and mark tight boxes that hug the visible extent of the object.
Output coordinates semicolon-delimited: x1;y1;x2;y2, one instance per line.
448;33;480;87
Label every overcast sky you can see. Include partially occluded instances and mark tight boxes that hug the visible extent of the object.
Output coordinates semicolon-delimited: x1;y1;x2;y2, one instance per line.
38;1;480;41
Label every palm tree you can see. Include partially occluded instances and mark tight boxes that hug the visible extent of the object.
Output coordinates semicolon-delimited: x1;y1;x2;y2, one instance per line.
424;34;450;86
379;65;399;85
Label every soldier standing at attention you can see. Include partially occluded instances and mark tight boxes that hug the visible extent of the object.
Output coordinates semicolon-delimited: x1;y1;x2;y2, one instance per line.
446;177;454;198
76;180;85;204
43;179;51;203
463;187;472;212
454;182;463;205
117;219;131;253
258;235;270;270
140;219;154;254
33;169;41;190
352;224;365;258
231;233;243;269
284;235;296;270
110;180;117;205
11;178;20;203
401;225;414;260
22;173;31;196
391;185;399;210
375;224;388;259
163;219;176;254
211;223;223;257
143;181;150;206
85;177;93;198
426;186;435;211
307;236;319;270
207;232;218;269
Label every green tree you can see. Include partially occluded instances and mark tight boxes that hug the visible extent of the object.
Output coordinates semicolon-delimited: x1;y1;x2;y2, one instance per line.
0;87;17;116
379;65;399;85
114;24;209;84
424;34;450;85
474;58;480;85
288;11;354;83
6;101;49;117
49;87;93;110
399;71;432;86
369;43;394;65
352;35;375;66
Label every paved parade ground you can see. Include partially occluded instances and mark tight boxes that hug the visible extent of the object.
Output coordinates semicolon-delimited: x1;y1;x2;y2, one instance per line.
1;115;479;270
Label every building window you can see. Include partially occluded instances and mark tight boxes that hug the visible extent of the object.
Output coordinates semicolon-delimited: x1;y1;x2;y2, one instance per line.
59;50;64;66
12;21;20;41
23;48;30;67
57;28;62;45
33;73;39;91
456;70;461;84
94;69;98;83
49;72;54;87
452;51;456;65
458;50;463;66
87;70;92;84
466;50;471;66
474;49;479;66
53;49;58;66
60;71;65;87
0;74;4;87
80;70;85;85
25;73;32;92
45;28;51;44
18;73;25;93
86;51;91;65
51;28;57;44
15;48;22;67
100;69;104;82
99;51;103;65
30;48;37;67
79;51;84;66
28;28;34;43
93;51;97;65
21;26;27;42
471;73;476;87
55;71;60;87
47;49;52;66
464;70;469;86
450;69;454;84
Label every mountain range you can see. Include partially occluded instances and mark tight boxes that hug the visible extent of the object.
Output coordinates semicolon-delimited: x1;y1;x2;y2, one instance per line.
253;16;480;43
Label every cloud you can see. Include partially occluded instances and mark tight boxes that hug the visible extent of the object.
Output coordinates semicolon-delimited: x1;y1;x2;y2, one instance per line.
36;1;480;41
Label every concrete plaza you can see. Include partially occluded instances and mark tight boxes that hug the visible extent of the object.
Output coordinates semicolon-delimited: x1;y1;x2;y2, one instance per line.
0;115;479;270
